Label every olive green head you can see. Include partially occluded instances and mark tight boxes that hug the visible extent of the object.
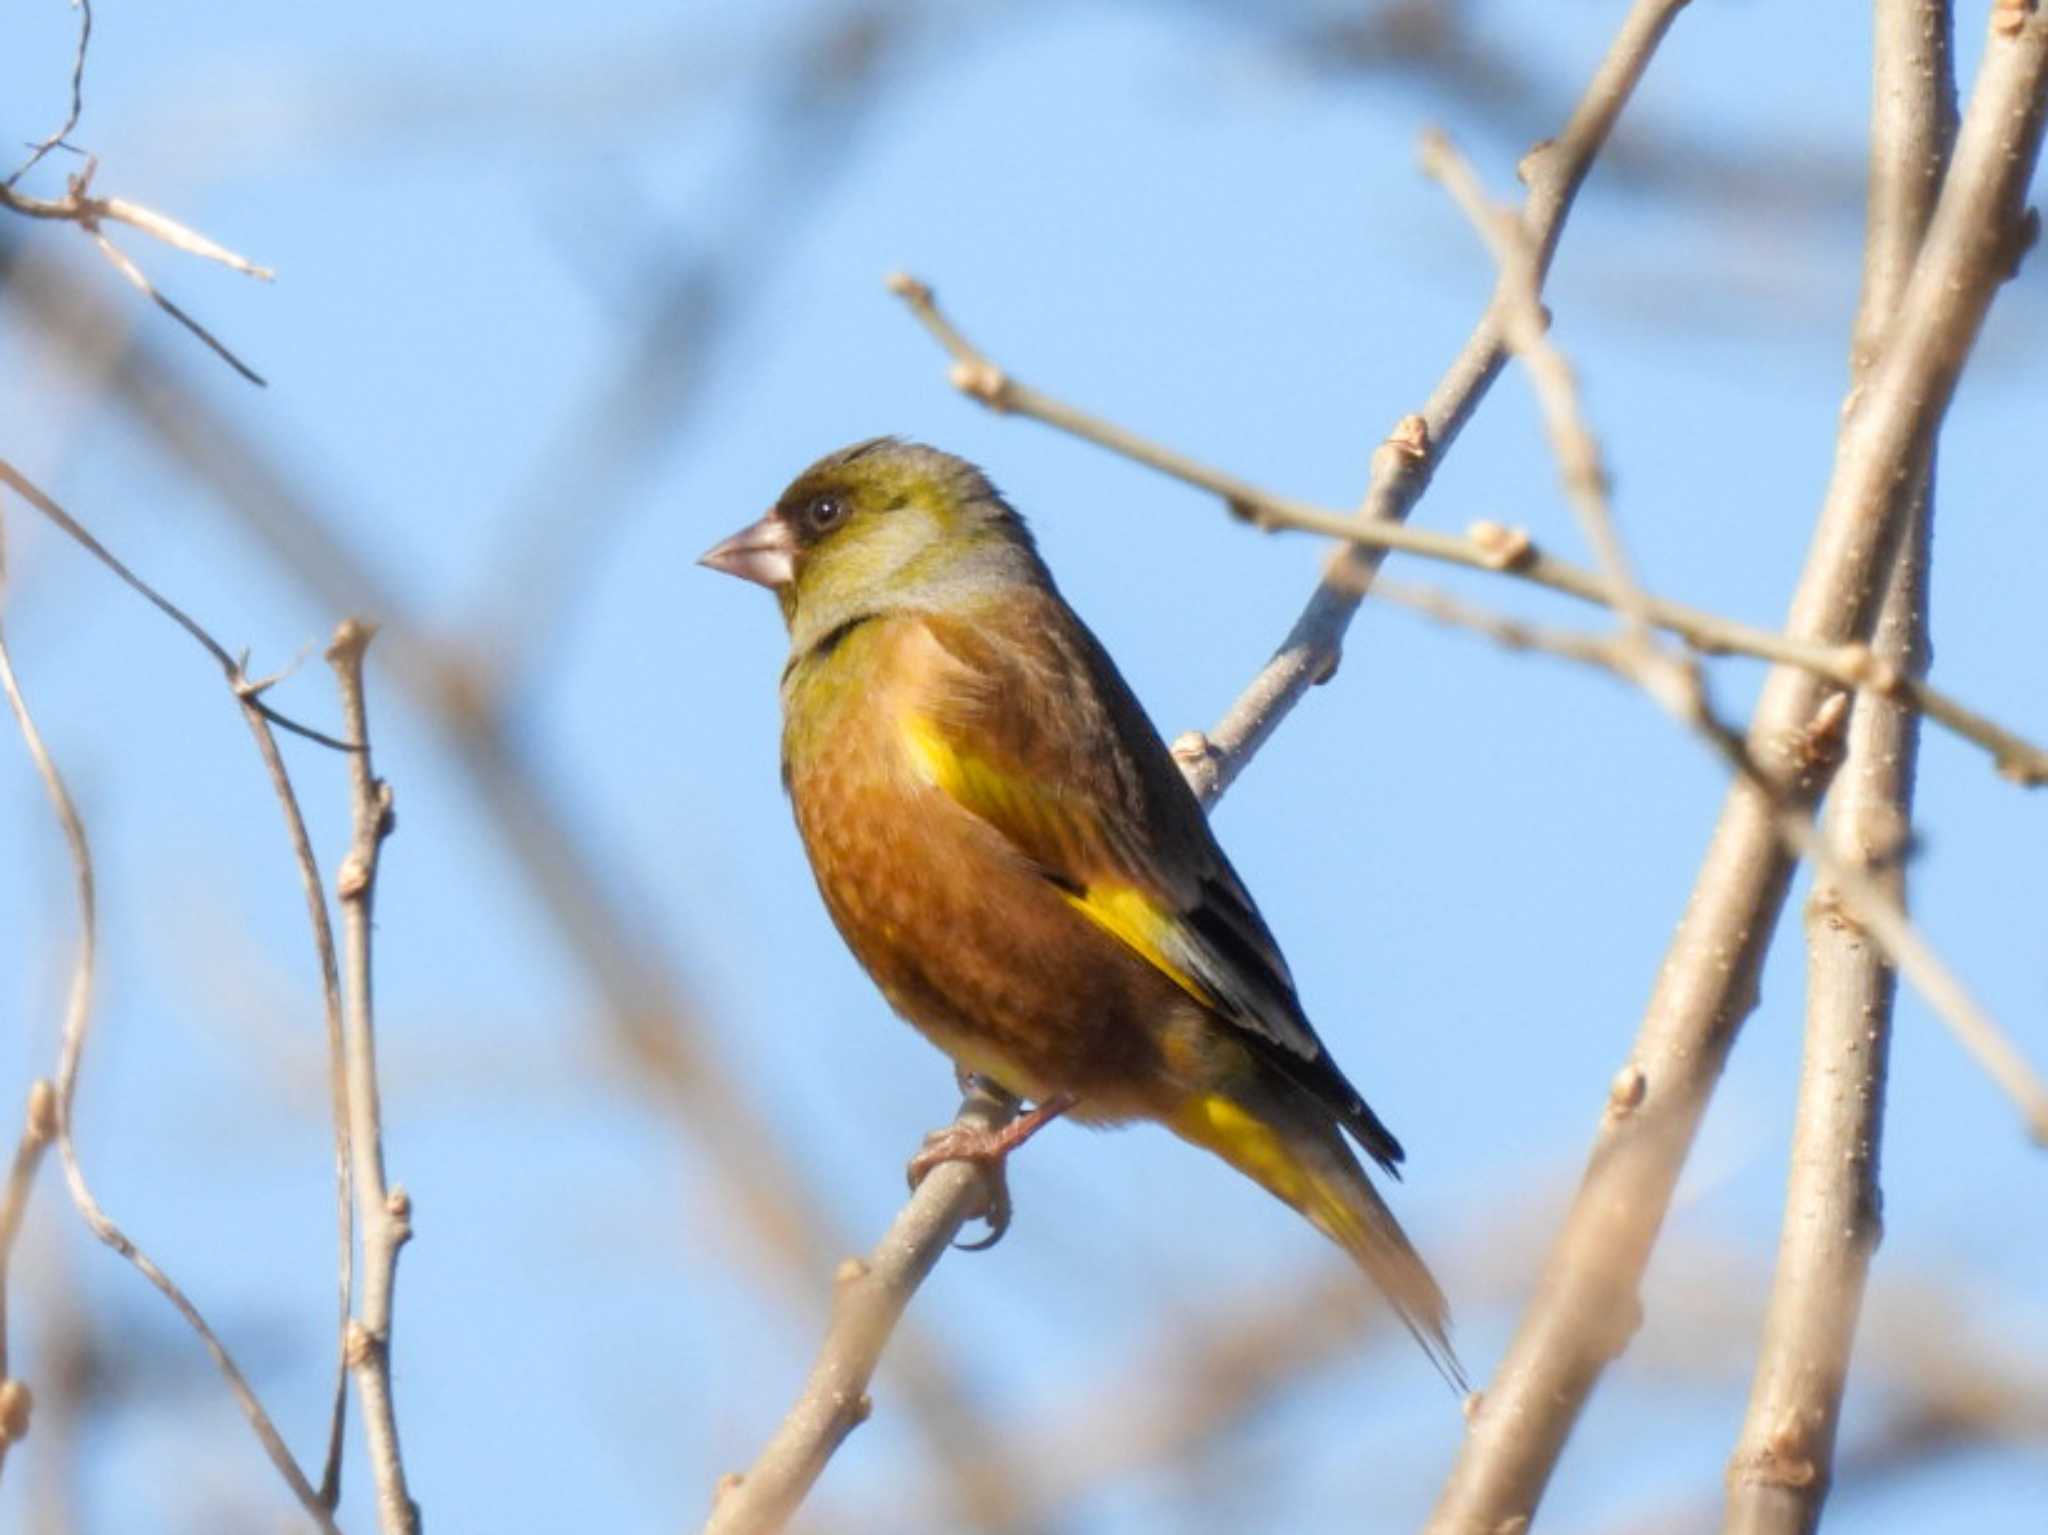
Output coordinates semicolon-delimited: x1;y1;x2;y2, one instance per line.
701;439;1046;652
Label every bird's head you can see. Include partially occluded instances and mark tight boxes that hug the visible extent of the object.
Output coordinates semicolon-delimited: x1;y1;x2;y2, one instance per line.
700;439;1044;650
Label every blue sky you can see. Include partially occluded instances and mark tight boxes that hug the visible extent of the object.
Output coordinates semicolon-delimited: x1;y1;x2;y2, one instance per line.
1;3;2043;1532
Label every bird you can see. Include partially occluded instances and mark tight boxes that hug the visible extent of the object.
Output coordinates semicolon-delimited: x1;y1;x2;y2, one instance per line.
701;437;1461;1383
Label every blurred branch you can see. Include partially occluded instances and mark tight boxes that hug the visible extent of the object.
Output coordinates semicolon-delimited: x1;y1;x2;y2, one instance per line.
485;5;914;686
887;276;2048;788
18;1261;90;1535
0;1082;58;1479
328;622;420;1535
0;510;341;1531
1726;6;1955;1531
1282;0;1870;228
1429;7;2048;1528
1594;1260;2048;1535
865;1196;1574;1535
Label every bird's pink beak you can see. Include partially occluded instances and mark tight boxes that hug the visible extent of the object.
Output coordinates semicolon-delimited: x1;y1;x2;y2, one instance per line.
699;511;796;590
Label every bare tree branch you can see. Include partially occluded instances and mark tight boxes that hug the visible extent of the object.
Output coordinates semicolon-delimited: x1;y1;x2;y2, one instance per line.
1428;8;2048;1529
327;621;420;1535
1726;7;1956;1526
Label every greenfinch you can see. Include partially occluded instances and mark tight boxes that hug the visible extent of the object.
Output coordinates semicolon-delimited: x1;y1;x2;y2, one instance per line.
703;438;1459;1382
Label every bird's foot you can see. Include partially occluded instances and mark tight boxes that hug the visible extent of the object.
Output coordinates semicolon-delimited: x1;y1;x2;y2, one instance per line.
906;1092;1076;1251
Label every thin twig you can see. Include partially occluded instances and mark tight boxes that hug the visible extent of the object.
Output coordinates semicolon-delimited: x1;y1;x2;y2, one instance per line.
0;461;352;750
1726;6;1955;1527
6;0;93;188
1428;10;2048;1525
1416;126;1701;738
887;279;2048;789
83;222;268;385
236;713;356;1510
1;154;272;384
327;620;420;1535
704;1086;1017;1535
1189;0;1698;804
0;1081;58;1478
1417;129;1656;652
0;159;276;275
0;621;341;1533
4;465;359;1514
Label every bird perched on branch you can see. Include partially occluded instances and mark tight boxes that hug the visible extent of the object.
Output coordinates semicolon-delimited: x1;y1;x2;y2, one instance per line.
702;438;1460;1383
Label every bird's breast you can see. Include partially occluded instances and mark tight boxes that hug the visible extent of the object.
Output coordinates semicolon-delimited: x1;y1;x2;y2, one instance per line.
777;628;1180;1114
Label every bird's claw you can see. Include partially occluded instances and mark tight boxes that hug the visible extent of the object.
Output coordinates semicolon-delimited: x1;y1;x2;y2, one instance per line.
905;1090;1073;1251
906;1123;1016;1249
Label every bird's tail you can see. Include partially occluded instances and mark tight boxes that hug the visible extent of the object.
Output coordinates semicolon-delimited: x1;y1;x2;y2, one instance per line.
1169;1088;1466;1391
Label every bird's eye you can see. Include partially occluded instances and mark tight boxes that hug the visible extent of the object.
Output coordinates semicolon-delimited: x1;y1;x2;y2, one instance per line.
807;495;846;533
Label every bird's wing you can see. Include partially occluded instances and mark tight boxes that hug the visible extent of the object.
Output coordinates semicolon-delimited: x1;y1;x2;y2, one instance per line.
913;601;1404;1171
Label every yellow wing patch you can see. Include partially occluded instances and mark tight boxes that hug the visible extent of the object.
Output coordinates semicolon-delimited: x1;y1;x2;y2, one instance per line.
900;712;1015;814
1058;883;1208;1005
900;711;1212;1008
